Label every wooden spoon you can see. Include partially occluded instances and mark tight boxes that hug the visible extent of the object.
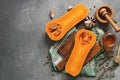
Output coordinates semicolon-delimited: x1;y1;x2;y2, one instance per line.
114;44;120;63
96;5;120;32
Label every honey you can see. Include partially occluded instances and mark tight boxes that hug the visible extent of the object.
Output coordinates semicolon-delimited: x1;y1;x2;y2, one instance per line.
103;33;116;47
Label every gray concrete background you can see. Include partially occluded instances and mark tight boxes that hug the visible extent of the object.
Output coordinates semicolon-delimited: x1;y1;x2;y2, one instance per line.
0;0;120;80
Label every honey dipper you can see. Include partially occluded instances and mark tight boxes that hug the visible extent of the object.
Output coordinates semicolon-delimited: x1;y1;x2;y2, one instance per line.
96;5;120;32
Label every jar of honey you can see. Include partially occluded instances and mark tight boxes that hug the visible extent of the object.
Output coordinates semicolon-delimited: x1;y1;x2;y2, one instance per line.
102;32;116;51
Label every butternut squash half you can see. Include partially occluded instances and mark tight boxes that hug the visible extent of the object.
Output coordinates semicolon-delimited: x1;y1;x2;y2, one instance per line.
65;29;96;76
46;4;88;41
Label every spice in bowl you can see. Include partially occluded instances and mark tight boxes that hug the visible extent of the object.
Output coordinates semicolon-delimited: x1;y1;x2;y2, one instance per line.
102;32;116;52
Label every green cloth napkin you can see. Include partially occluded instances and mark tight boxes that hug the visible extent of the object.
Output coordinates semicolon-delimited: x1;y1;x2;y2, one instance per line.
49;26;105;76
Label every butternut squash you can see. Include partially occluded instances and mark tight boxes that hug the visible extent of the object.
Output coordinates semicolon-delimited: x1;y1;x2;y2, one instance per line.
46;4;88;41
65;29;96;76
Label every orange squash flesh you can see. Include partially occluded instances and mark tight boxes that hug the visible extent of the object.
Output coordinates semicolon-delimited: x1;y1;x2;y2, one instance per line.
46;4;88;41
65;29;96;76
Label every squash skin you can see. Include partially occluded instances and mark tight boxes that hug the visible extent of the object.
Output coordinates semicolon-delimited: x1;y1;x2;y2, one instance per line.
46;4;88;41
65;29;96;77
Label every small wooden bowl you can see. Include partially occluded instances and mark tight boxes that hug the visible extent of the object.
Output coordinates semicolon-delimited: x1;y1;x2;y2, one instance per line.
101;32;116;52
96;5;114;23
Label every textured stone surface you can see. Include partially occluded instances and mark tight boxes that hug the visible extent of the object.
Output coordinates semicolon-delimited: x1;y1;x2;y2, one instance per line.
0;0;120;80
